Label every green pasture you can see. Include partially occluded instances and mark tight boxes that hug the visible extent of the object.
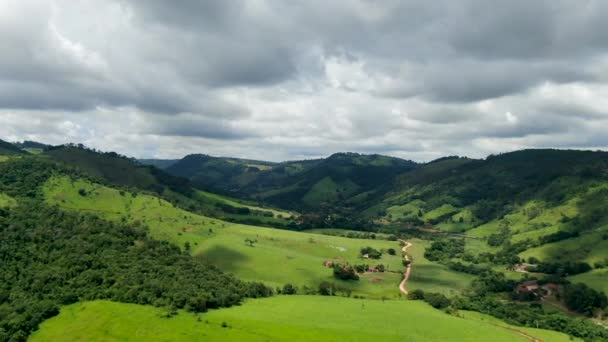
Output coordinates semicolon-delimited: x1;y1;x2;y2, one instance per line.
405;239;475;297
30;297;574;342
43;176;406;297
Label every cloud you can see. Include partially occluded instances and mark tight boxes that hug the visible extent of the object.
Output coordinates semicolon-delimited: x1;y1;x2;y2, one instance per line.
1;0;608;161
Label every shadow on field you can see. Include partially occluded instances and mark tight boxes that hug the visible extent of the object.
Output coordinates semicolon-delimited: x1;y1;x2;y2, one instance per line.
196;245;249;271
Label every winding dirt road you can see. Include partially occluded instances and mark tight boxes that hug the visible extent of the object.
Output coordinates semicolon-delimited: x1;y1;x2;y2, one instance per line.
398;240;412;295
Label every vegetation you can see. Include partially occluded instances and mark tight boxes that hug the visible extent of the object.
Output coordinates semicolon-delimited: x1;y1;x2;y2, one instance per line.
0;203;271;341
42;175;405;297
30;297;577;342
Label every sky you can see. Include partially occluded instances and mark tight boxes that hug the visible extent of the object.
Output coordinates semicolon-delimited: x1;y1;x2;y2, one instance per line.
1;0;608;162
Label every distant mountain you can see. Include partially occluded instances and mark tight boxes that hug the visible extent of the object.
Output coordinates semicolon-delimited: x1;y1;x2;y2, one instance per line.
0;139;28;155
166;152;418;210
15;140;51;149
138;159;179;169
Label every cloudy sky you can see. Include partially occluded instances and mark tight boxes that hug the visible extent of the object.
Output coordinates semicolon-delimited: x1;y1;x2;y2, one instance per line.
2;0;608;161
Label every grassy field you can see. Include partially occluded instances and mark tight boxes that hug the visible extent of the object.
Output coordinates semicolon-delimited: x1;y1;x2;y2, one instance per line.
519;228;608;264
406;239;475;297
467;199;577;241
43;176;407;297
195;190;294;218
30;297;575;342
569;269;608;294
0;192;16;207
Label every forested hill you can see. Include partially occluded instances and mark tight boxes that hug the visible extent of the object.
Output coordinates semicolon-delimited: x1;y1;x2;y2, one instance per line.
164;152;417;210
39;145;296;229
0;156;272;341
0;139;27;156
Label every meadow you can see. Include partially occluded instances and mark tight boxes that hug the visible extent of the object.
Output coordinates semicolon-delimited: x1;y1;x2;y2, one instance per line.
29;297;576;342
569;269;608;295
406;238;475;297
43;176;408;297
520;228;608;264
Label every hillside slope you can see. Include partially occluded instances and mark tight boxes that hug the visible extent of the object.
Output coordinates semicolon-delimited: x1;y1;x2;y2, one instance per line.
31;298;577;342
166;152;417;210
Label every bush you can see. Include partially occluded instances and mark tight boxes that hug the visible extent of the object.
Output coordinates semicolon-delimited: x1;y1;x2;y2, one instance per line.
333;264;359;281
282;283;297;295
387;248;396;255
424;293;452;309
408;289;425;300
360;246;382;259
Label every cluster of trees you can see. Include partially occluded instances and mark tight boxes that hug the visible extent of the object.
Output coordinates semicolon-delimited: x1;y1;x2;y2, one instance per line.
562;283;607;316
332;265;359;281
407;289;452;309
353;264;385;273
457;295;608;341
360;246;382;259
528;261;592;276
424;239;464;261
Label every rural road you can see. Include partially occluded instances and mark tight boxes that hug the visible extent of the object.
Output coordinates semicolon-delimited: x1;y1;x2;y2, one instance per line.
398;240;412;295
395;239;541;342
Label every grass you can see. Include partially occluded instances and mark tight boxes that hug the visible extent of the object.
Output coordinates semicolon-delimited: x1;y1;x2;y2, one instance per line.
519;228;608;265
30;297;575;342
195;190;293;218
423;204;458;222
468;199;578;242
302;176;359;206
569;269;608;295
43;176;406;298
406;239;475;297
0;192;16;207
385;199;425;221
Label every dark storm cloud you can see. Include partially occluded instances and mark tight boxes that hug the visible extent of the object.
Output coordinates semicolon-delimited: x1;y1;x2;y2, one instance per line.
142;113;257;140
2;0;608;160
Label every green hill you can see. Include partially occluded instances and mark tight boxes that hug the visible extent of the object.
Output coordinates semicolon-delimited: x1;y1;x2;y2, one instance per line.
0;138;27;156
42;145;294;228
30;298;578;342
166;152;417;211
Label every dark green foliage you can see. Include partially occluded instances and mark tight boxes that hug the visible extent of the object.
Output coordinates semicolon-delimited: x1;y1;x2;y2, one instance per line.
332;265;359;281
360;246;382;259
529;261;592;276
318;282;336;296
387;248;396;255
456;296;608;341
407;289;451;309
0;203;271;341
166;152;416;211
423;293;452;309
281;284;298;295
407;289;425;300
424;239;464;261
0;139;27;155
562;283;608;316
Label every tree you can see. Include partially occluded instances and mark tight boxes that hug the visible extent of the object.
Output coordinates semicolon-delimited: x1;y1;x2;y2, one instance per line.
387;248;396;255
333;264;359;281
360;246;382;259
318;282;335;296
282;283;297;295
78;188;87;196
408;289;425;300
424;292;451;309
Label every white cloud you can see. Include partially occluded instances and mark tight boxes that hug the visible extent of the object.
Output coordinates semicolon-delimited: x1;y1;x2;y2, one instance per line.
1;0;608;162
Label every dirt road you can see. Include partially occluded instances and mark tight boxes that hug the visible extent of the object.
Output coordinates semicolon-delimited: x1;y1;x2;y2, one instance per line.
398;240;412;295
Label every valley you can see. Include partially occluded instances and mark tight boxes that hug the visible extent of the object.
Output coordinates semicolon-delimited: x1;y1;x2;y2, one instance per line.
1;142;607;341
